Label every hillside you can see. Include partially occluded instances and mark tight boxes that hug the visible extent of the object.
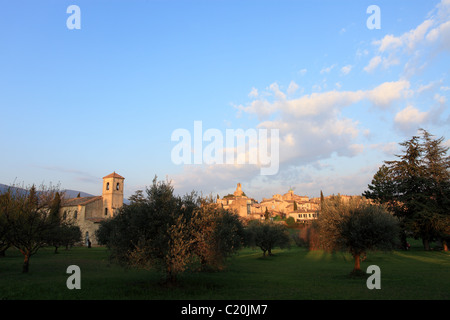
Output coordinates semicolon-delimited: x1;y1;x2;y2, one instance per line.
0;183;94;199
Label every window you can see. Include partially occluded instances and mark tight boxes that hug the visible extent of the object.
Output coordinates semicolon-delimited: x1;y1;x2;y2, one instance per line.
106;182;110;190
74;210;78;219
116;183;120;191
105;208;108;216
63;211;67;220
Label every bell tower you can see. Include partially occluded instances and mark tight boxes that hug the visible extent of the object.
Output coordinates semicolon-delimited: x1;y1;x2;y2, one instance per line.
102;172;125;218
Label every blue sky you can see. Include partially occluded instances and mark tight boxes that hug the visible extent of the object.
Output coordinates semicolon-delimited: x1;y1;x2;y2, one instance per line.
0;0;449;201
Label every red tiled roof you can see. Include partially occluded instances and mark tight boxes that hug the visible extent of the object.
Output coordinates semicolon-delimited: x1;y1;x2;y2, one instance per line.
103;172;125;179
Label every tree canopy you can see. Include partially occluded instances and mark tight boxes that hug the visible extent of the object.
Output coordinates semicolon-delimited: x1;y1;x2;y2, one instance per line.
363;129;450;250
96;177;245;284
315;196;400;273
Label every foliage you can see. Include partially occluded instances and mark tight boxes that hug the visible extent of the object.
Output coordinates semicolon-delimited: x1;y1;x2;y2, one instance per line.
96;177;245;284
245;220;291;257
0;184;63;272
292;224;321;250
315;196;400;273
285;216;295;226
363;129;450;250
46;222;82;253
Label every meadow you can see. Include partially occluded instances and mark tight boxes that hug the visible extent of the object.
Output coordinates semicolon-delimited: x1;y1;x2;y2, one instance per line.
0;240;448;300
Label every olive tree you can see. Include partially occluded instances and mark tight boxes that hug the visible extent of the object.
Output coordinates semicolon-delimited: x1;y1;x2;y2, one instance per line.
96;177;245;284
246;220;291;257
316;196;400;274
0;185;62;273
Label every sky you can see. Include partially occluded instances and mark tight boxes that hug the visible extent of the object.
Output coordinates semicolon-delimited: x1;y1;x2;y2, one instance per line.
0;0;449;201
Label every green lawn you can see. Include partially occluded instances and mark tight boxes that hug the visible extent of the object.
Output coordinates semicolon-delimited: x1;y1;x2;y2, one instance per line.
0;241;448;300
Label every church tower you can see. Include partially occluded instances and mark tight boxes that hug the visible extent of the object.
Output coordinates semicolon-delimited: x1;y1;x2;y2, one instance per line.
234;183;244;197
102;172;124;218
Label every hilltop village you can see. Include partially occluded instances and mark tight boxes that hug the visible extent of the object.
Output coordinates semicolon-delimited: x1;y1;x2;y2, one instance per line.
217;183;356;223
59;173;359;245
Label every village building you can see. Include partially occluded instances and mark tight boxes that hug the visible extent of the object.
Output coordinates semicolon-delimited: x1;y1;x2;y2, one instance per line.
217;183;320;223
60;172;124;246
216;183;257;218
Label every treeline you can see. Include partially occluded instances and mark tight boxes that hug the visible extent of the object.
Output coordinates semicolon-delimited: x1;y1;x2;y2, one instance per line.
2;129;447;281
95;177;291;284
0;185;81;273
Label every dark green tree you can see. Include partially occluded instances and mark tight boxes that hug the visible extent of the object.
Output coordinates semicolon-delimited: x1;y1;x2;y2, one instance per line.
316;197;400;274
0;193;11;257
1;185;62;272
246;220;291;257
96;177;244;284
363;129;450;250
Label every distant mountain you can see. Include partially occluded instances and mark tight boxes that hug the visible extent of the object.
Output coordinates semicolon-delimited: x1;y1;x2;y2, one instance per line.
0;183;93;199
62;189;95;198
0;183;129;204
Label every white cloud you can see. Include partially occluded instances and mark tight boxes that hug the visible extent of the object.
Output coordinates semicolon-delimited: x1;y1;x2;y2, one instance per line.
248;87;258;98
374;19;434;53
364;56;382;73
366;0;450;76
376;34;403;53
434;93;447;105
367;80;411;109
426;20;450;51
269;82;286;100
394;105;429;132
239;79;411;121
320;64;336;74
298;68;307;76
278;90;364;118
370;142;399;156
287;81;299;95
340;65;352;75
417;80;442;93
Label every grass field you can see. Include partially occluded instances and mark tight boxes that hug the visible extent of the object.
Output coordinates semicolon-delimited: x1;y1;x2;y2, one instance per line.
0;240;449;300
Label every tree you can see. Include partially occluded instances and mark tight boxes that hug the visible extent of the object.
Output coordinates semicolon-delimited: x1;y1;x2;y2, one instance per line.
46;222;82;253
421;130;450;250
285;216;295;226
1;184;62;272
0;193;11;257
128;190;145;204
191;200;245;270
264;207;270;220
363;129;450;250
246;220;291;257
96;177;245;284
316;197;400;274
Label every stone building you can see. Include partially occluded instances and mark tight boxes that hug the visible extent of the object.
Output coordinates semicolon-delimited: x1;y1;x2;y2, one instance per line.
217;184;320;222
60;172;124;245
217;183;256;218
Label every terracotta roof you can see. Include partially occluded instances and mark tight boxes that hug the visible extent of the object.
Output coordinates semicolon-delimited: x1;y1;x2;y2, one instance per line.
103;172;125;179
62;196;102;207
